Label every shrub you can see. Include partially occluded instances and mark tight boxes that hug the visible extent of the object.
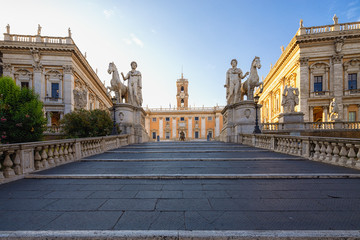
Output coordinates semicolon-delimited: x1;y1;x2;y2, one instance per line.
61;109;113;138
0;76;46;143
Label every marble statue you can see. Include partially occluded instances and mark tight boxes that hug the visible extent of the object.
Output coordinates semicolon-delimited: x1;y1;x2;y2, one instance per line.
73;84;88;109
37;24;42;35
281;85;299;113
107;62;128;104
68;28;72;38
241;56;262;101
329;98;339;121
6;24;10;34
225;59;249;104
121;61;143;107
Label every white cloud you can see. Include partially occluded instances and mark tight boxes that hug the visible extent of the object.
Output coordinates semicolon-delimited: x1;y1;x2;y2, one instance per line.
130;33;144;48
123;38;132;45
346;7;359;20
103;9;114;19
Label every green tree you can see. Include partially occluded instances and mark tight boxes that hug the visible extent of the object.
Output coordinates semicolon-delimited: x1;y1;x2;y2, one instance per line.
61;109;113;138
0;76;46;143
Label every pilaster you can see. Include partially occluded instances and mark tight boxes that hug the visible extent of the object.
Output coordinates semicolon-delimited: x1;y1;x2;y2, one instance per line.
63;65;74;114
299;57;309;121
332;54;344;120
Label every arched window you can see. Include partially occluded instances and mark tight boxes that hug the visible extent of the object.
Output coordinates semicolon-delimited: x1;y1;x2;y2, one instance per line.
181;86;184;92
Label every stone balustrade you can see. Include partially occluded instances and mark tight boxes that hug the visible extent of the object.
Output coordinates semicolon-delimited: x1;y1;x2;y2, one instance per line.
300;21;360;35
262;121;360;132
238;133;360;170
4;34;73;44
0;134;130;184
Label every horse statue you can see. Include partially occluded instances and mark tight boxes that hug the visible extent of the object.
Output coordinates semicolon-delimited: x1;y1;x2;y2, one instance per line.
107;62;128;103
240;56;262;100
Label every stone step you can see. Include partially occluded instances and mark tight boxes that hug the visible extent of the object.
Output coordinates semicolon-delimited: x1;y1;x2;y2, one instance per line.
1;230;360;239
26;173;360;180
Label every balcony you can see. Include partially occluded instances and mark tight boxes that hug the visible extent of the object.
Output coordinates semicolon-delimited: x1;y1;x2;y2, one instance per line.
44;97;63;104
310;91;330;98
344;89;360;96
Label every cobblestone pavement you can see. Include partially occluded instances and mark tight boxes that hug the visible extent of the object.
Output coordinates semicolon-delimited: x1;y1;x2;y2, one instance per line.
0;141;360;231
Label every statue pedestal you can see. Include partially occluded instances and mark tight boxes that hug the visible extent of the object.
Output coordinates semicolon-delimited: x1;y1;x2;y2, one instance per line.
112;103;149;144
220;100;261;142
278;112;304;135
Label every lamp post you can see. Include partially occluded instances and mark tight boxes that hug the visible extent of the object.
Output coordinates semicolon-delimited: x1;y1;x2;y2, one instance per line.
253;94;262;134
111;97;118;135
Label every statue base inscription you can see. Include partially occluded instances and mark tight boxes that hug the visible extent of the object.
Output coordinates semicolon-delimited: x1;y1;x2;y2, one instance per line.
112;103;149;144
220;100;261;143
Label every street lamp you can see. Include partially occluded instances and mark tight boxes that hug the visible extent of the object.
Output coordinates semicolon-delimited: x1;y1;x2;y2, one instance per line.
111;97;118;135
253;94;262;134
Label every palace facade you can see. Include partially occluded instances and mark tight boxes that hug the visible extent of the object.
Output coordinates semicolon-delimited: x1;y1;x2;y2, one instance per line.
145;75;223;141
0;26;112;127
259;15;360;123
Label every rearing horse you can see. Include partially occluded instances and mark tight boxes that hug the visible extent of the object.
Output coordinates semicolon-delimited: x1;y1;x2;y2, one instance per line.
241;56;262;100
107;62;128;103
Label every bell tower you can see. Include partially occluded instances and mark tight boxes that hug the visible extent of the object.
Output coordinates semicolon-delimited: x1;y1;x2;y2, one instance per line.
176;73;189;109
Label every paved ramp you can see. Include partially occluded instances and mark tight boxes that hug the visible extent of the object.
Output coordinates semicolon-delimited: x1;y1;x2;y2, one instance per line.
0;141;360;239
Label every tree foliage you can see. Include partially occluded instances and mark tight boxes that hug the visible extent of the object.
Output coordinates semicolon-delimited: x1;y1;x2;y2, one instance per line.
0;76;46;143
61;109;113;138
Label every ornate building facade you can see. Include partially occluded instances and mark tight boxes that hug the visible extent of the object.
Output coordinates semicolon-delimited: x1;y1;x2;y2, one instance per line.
145;75;223;141
259;16;360;123
0;25;112;127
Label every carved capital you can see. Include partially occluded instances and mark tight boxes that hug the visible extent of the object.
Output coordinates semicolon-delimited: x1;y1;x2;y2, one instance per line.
299;57;309;67
32;63;43;72
63;65;73;74
3;63;12;72
332;54;343;64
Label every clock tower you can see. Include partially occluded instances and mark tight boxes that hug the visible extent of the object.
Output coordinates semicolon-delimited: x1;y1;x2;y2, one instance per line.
176;73;189;109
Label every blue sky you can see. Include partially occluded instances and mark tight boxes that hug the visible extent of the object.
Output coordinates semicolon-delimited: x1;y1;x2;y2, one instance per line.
1;0;360;107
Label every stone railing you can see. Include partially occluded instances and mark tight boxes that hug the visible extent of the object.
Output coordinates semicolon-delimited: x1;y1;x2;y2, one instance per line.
3;33;73;44
238;134;360;169
0;134;130;183
146;106;224;112
301;21;360;35
262;121;360;132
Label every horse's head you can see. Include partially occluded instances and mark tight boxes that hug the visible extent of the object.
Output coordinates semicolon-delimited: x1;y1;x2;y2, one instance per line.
252;56;261;69
108;62;115;74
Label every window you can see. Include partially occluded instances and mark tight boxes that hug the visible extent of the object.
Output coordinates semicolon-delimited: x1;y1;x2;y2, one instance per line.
21;82;29;89
349;111;356;122
195;116;199;121
152;132;156;139
348;73;357;90
165;132;170;139
181;86;184;92
314;76;323;92
165;117;170;122
194;131;199;139
180;117;185;121
152;118;156;122
208;116;213;121
51;83;59;98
